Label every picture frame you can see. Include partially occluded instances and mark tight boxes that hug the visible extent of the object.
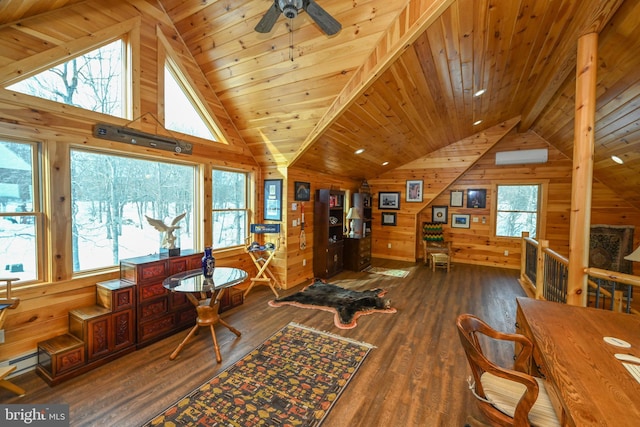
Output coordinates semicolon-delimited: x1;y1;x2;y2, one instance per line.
264;179;283;221
381;212;397;226
294;181;311;201
450;190;463;207
378;192;401;210
432;205;448;223
451;213;471;229
467;189;487;208
406;180;423;202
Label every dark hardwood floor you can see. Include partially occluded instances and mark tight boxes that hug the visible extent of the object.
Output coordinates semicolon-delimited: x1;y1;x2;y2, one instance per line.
1;260;525;426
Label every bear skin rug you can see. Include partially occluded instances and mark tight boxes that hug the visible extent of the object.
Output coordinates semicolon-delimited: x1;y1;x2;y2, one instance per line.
268;280;397;329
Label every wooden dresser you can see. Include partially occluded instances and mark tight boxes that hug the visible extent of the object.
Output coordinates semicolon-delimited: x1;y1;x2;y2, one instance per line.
343;236;372;271
120;252;202;348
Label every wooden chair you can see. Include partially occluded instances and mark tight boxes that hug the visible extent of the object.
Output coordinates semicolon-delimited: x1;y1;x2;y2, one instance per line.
244;224;281;298
456;314;560;427
0;277;25;397
422;222;451;267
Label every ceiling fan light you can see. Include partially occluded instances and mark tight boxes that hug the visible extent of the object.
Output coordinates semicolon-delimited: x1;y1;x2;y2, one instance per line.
282;5;298;19
474;89;486;97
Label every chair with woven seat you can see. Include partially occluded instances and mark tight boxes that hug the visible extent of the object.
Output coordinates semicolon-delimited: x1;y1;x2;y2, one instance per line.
422;222;451;268
456;314;560;427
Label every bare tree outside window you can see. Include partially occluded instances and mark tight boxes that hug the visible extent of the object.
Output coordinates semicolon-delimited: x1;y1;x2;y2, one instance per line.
496;185;539;238
71;149;196;271
7;40;124;117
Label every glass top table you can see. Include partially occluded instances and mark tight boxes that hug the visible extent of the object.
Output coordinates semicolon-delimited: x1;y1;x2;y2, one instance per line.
163;267;248;294
162;267;247;363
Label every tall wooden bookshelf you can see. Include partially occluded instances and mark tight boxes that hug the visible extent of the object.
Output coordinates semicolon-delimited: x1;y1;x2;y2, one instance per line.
313;189;345;278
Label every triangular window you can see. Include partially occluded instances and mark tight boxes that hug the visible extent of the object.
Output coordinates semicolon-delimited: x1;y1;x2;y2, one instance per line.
7;40;126;118
164;60;219;142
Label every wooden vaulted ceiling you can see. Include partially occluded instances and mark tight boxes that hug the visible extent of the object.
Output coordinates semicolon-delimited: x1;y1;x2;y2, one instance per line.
1;0;640;208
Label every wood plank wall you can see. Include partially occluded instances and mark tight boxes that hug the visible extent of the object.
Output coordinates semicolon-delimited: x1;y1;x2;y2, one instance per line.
0;0;261;361
368;128;640;271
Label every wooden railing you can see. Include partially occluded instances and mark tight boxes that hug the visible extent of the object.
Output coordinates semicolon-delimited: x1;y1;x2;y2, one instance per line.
519;232;640;315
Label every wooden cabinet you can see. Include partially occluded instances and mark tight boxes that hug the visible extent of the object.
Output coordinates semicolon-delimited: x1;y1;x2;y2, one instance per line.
352;192;373;238
344;236;372;271
314;189;345;278
120;251;202;348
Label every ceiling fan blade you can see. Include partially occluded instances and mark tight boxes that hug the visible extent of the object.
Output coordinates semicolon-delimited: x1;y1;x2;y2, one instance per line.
305;0;341;35
255;3;281;33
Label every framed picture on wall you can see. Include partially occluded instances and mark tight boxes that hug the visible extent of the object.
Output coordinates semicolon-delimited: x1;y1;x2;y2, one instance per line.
467;189;487;208
294;181;311;201
451;214;471;228
381;212;397;226
378;192;400;210
450;190;463;207
406;180;423;202
432;205;448;223
264;179;283;221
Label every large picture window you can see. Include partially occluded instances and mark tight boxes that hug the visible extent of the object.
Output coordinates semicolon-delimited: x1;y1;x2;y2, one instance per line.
0;140;41;282
212;169;249;249
495;184;540;238
70;149;196;272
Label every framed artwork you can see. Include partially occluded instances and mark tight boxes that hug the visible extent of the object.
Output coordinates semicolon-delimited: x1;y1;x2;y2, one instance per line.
432;205;448;223
264;179;283;221
450;190;463;207
381;212;397;226
451;213;471;229
294;181;310;201
406;180;423;202
467;189;487;208
378;192;401;210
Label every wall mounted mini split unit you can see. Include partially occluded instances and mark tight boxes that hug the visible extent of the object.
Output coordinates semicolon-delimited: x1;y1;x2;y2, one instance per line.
92;123;193;155
495;148;548;165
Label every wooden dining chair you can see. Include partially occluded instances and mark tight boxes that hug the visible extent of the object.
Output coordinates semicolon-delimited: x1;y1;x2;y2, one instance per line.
456;314;560;427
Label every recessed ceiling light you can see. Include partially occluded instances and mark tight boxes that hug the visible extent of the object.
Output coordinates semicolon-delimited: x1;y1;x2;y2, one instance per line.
611;155;624;164
382;161;389;166
354;148;365;154
474;89;486;97
473;120;483;126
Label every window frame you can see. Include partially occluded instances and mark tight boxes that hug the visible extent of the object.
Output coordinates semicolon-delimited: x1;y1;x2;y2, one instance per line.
0;138;45;284
492;181;548;240
5;38;131;120
210;167;251;251
69;145;201;274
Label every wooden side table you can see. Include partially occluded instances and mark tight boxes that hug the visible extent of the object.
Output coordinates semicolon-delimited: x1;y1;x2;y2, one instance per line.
431;253;450;272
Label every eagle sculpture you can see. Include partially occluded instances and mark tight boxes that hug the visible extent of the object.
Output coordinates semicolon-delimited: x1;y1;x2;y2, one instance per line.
145;212;186;249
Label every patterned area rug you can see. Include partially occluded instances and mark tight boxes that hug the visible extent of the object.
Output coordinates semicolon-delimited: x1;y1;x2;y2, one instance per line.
269;281;397;329
144;322;373;427
364;266;410;278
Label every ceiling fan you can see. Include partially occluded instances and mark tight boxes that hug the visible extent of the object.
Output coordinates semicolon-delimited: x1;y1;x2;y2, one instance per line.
255;0;342;36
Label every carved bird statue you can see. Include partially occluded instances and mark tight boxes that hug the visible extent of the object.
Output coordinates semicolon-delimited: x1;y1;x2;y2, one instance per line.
145;212;186;249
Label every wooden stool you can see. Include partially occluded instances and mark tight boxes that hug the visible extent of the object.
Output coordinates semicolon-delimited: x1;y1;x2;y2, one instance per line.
431;253;450;272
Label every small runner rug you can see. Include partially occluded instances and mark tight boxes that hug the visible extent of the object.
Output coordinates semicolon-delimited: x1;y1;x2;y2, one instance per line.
364;266;410;278
143;322;374;427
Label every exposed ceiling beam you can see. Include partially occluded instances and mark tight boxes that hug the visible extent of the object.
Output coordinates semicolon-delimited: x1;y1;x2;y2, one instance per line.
289;0;456;166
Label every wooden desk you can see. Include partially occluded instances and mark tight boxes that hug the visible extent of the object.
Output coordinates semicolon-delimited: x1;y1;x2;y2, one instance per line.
516;297;640;426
